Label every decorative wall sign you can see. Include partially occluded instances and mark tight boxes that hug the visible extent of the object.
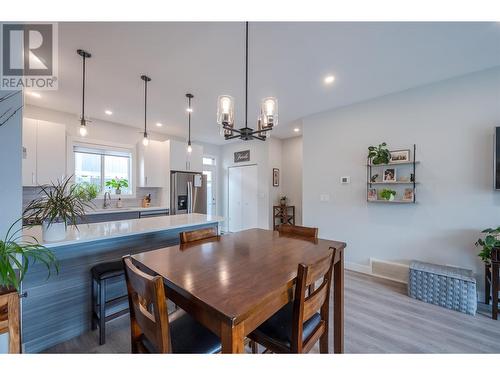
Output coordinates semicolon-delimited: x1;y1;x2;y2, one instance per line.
234;150;250;163
273;168;280;187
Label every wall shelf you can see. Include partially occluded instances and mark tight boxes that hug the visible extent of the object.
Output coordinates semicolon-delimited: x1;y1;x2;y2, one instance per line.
367;144;418;204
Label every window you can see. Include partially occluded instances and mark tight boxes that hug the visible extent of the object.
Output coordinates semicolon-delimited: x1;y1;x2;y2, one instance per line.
74;144;133;195
203;157;216;166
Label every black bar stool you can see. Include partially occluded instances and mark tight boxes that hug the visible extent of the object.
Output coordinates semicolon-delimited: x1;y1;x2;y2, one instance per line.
91;260;129;345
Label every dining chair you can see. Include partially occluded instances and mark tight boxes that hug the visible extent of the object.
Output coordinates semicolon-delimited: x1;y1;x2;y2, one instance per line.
277;224;318;239
179;226;219;244
123;256;221;353
248;247;337;354
278;224;319;295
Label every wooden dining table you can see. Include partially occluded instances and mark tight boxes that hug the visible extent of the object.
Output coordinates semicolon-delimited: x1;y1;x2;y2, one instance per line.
131;228;346;354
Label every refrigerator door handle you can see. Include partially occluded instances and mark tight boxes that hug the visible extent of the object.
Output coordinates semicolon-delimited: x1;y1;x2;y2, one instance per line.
171;173;177;215
187;181;192;213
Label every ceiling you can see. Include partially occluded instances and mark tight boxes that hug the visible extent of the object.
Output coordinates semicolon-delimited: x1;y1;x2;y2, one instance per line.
27;22;500;145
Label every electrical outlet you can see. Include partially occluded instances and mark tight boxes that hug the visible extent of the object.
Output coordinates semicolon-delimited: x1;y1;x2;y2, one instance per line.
320;194;330;202
340;176;350;184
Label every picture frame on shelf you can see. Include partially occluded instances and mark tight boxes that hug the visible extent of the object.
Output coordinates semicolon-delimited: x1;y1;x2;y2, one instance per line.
273;168;280;187
367;188;377;201
390;149;410;163
403;188;414;201
383;168;396;182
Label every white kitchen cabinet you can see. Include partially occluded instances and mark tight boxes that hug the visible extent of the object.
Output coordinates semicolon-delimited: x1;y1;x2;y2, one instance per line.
137;140;169;187
22;118;66;186
168;139;203;172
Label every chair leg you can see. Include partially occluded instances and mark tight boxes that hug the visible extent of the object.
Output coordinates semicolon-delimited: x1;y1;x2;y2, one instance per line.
250;340;258;354
492;263;498;320
485;264;491;306
99;279;107;345
91;278;97;330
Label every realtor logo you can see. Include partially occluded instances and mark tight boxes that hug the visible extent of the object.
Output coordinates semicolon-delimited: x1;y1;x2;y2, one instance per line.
1;22;58;90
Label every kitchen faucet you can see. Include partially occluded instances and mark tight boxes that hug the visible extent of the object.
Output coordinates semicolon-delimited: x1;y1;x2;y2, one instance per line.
103;191;111;209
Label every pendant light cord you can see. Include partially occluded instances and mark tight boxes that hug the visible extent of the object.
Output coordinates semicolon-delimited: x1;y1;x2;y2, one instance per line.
144;78;147;134
188;96;191;144
244;21;248;128
81;54;86;121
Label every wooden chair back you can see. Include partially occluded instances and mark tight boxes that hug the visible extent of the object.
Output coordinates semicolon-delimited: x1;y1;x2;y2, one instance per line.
278;224;318;239
179;227;219;244
291;246;337;353
123;256;171;353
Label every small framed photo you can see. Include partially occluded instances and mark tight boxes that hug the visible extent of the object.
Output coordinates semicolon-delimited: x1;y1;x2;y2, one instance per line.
403;188;414;201
383;168;396;182
367;188;377;201
390;149;410;163
273;168;279;187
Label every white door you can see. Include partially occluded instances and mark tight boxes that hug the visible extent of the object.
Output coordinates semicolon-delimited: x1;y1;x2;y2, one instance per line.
35;120;66;185
228;165;258;232
22;118;38;186
203;157;217;216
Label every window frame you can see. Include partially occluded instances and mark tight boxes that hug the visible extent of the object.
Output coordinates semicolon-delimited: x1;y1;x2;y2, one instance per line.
68;137;137;198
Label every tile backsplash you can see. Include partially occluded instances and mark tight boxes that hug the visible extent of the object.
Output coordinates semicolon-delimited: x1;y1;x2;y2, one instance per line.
23;186;164;211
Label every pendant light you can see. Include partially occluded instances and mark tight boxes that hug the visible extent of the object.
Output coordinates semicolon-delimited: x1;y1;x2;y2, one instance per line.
77;49;91;137
186;93;194;153
141;75;151;146
216;22;278;141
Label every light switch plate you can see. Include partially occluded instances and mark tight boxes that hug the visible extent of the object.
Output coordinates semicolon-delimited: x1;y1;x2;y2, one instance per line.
320;194;330;202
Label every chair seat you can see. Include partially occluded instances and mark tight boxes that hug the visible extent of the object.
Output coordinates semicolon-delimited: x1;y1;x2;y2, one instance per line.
251;302;321;350
167;309;221;354
91;260;125;280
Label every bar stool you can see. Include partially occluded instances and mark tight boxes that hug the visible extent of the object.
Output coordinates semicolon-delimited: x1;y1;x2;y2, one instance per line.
91;260;129;345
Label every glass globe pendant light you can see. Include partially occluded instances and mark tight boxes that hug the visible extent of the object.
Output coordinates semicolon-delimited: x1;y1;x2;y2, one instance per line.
186;93;194;153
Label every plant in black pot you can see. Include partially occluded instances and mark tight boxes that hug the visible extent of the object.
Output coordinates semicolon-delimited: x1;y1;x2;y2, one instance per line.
368;142;391;165
0;219;58;294
475;227;500;263
23;177;92;242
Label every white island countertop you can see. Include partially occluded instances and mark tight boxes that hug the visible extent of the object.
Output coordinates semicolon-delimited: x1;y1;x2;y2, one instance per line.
23;213;224;248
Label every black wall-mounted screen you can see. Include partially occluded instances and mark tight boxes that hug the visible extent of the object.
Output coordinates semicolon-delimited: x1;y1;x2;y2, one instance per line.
496;127;500;190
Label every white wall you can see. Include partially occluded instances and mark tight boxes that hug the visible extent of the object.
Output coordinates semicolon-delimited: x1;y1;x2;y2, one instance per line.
268;137;282;228
302;67;500;297
281;136;303;225
0;90;23;353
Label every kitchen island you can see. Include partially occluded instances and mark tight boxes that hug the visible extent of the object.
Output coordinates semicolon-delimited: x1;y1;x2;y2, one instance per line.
21;213;224;353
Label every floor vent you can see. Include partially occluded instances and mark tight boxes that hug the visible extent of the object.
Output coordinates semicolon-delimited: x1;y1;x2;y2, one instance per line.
370;258;409;284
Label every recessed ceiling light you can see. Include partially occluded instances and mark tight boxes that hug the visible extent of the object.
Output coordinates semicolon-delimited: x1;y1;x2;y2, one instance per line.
27;91;41;98
104;110;113;115
156;122;163;127
324;75;335;84
294;128;300;132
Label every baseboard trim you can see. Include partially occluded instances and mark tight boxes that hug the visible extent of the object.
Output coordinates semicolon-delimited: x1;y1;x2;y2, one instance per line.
345;261;408;285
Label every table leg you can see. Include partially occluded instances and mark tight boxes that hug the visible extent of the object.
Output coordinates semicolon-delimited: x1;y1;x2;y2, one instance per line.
221;321;245;353
333;249;344;353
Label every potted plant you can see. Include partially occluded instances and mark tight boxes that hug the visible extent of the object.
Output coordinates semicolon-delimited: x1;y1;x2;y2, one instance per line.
368;142;391;165
72;182;100;202
280;196;287;206
475;227;500;264
380;188;396;201
105;178;128;195
0;219;59;294
23;177;92;242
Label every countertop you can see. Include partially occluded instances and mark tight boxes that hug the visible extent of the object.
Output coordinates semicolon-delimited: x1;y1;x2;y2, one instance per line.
84;206;169;215
23;213;224;248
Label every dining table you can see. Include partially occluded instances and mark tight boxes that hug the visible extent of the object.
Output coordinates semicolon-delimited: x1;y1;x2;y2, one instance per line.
131;228;346;354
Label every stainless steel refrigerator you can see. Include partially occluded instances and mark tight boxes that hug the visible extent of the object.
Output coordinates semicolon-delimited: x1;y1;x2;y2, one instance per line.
170;171;207;215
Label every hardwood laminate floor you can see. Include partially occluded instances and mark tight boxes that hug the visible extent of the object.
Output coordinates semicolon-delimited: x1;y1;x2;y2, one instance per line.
43;270;500;354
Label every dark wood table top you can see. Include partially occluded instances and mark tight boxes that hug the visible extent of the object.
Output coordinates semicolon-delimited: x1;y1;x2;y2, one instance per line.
132;228;346;324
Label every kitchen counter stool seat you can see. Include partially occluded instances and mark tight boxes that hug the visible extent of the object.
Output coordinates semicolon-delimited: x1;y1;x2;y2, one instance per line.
91;260;129;345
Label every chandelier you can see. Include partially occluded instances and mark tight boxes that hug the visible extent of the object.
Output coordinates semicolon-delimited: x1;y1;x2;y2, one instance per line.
217;22;278;141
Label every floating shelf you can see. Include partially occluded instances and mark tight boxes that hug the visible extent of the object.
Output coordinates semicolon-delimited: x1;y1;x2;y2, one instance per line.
368;199;416;204
368;181;419;185
366;161;420;167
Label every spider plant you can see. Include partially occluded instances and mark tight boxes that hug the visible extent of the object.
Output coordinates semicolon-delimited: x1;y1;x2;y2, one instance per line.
0;219;58;291
23;176;92;229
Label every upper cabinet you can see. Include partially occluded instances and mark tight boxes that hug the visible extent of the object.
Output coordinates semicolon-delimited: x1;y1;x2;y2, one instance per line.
137;140;169;187
168;139;203;172
22;118;66;186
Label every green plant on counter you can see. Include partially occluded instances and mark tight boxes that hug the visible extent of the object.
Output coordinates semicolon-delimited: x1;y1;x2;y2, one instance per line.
72;182;100;202
475;227;500;263
23;176;92;228
380;189;396;201
0;219;58;291
105;178;129;192
368;142;391;165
